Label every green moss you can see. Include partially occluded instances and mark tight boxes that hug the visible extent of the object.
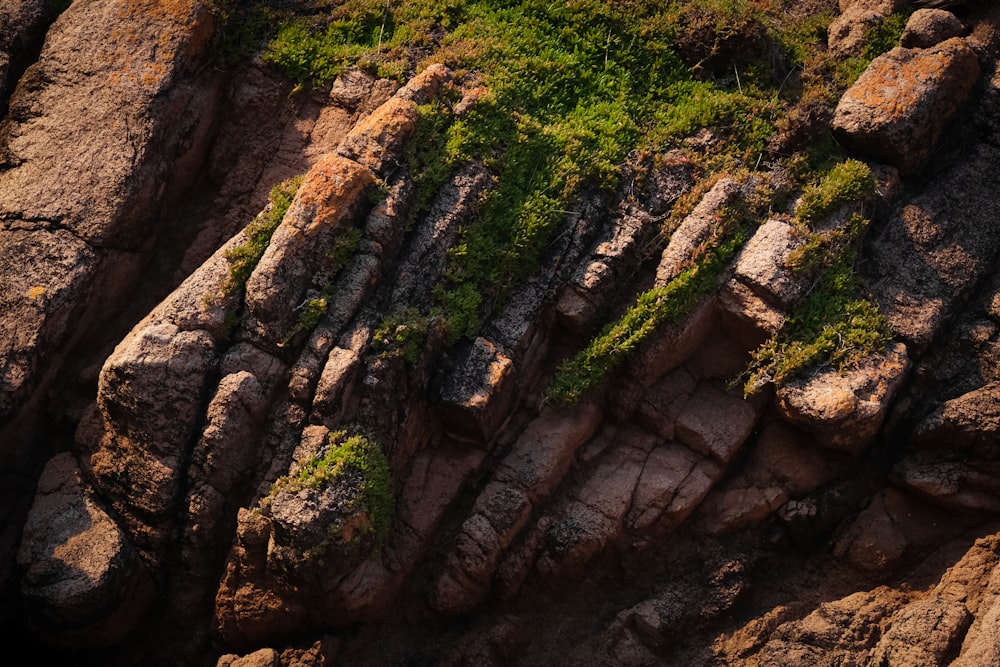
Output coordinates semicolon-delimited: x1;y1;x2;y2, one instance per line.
224;175;303;295
205;0;282;67
326;228;364;273
795;159;875;225
271;429;394;549
371;307;433;363
544;198;759;406
835;11;910;86
741;215;892;395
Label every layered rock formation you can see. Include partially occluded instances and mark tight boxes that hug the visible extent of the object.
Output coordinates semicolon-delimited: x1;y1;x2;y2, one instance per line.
6;1;1000;666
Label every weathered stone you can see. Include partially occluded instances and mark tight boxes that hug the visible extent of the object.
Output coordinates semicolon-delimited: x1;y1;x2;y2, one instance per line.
89;322;216;564
866;147;1000;351
433;403;601;614
0;0;51;112
900;9;965;49
311;345;364;423
17;453;154;647
675;382;757;464
534;442;648;579
655;178;742;286
828;2;900;56
626;440;722;543
636;367;696;441
732;219;809;309
394;63;451;105
336;97;419;176
870;597;972;666
914;381;1000;455
217;648;280;667
717;278;786;346
244;155;373;345
0;228;98;419
776;342;909;454
832;38;980;174
329;68;377;110
494;402;603;502
757;588;912;666
439;337;516;443
628;296;717;387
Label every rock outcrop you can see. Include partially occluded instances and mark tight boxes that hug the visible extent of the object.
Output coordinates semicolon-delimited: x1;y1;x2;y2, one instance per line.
8;1;1000;666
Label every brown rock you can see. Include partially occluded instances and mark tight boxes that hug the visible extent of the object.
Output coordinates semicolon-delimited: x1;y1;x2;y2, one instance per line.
828;7;889;56
732;219;809;310
17;453;154;647
217;648;280;667
866;148;1000;351
626;440;722;544
675;382;757;464
329;68;377;110
244;155;373;345
0;0;51;111
832;38;980;174
336;96;419;176
758;587;912;665
395;63;451;105
900;9;965;49
494;402;603;501
655;178;742;286
870;597;972;666
776;342;910;454
636;366;696;441
439;337;516;443
89;322;216;564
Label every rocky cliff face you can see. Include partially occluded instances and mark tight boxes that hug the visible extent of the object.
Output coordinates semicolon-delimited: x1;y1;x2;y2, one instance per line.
6;1;1000;665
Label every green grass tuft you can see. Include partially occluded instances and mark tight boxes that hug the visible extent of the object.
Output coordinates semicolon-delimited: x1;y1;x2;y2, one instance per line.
224;175;303;295
795;159;875;225
270;428;394;550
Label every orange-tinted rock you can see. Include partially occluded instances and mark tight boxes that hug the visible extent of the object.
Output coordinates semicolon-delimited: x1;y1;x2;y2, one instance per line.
244;156;373;345
776;342;910;454
336;96;419;176
832;38;980;174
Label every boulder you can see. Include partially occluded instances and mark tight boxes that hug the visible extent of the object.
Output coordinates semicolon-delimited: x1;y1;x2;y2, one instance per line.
336;97;419;177
0;0;52;112
900;9;965;49
832;38;980;174
655;178;742;286
17;453;154;647
674;382;757;464
89;322;216;564
439;337;516;443
870;597;972;666
866;146;1000;351
757;588;912;665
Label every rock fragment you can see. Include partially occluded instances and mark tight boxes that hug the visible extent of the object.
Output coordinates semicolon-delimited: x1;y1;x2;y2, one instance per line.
832;38;980;174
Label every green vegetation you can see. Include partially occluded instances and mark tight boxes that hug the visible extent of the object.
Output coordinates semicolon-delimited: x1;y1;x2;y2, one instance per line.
545;195;760;406
254;0;836;346
740;212;892;395
371;307;433;363
836;12;910;86
224;175;302;295
795;159;875;225
217;2;896;398
269;429;394;550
